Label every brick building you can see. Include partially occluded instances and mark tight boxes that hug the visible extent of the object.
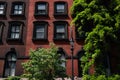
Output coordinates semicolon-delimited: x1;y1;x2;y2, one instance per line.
0;0;85;77
0;0;120;78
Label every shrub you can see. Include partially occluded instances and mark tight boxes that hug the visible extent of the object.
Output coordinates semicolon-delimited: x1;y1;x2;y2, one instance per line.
7;76;20;80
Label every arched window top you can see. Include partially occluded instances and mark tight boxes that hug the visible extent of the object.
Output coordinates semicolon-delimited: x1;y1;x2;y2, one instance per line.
58;47;65;54
76;50;85;58
6;52;17;61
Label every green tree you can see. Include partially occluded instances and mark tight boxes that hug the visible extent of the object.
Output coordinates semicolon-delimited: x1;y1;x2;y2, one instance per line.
22;44;66;80
71;0;120;75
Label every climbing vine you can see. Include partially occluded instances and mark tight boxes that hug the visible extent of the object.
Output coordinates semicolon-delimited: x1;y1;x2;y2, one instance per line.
71;0;120;75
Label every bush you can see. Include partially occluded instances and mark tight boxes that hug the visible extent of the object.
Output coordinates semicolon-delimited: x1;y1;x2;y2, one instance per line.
97;75;106;80
82;75;120;80
7;76;20;80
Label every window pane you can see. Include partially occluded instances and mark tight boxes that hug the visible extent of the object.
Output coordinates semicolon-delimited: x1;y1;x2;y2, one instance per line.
56;4;65;13
4;68;10;77
60;54;65;67
14;5;18;9
19;5;23;10
10;25;20;39
13;4;23;14
16;26;20;32
36;3;47;15
0;4;4;14
56;33;65;38
0;10;3;14
14;33;20;39
36;25;45;39
36;26;44;32
56;25;65;33
38;4;45;10
36;32;44;38
0;4;4;9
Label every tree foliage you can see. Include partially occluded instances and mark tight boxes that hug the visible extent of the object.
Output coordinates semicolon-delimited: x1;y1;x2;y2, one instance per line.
71;0;120;75
22;44;66;80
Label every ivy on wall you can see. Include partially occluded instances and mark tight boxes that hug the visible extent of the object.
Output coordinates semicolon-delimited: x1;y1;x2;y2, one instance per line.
71;0;120;75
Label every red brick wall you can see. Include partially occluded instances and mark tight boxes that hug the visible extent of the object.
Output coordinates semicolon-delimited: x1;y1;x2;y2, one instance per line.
26;0;84;76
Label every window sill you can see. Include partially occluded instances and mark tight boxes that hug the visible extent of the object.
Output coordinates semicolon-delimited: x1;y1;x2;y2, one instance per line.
10;14;25;17
54;13;68;16
0;14;6;17
7;38;22;42
34;14;48;17
53;38;69;41
32;38;48;41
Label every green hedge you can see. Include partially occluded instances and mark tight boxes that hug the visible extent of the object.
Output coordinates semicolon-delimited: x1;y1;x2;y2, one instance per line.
7;76;20;80
82;75;120;80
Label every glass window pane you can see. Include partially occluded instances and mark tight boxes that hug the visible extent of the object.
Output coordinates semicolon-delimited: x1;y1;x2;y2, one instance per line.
56;34;65;38
38;4;45;10
14;33;20;39
56;25;65;33
0;10;3;14
18;11;22;14
0;4;4;9
10;33;15;38
14;5;18;9
16;26;20;32
56;4;65;13
19;5;23;9
5;68;10;77
36;32;44;38
11;26;15;32
57;4;64;10
36;26;44;32
60;54;65;67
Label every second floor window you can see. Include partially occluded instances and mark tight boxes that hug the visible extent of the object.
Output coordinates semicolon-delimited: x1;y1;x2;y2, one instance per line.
54;21;68;40
11;2;25;15
35;2;48;16
8;22;23;40
33;21;48;40
0;2;6;15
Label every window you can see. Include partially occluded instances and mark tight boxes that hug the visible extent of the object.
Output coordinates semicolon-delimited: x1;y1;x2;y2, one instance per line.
54;2;67;15
33;21;48;40
0;2;6;15
77;50;84;77
11;2;25;16
57;48;66;75
54;21;68;40
8;22;23;40
35;2;48;16
75;27;85;40
4;52;17;77
0;22;4;41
